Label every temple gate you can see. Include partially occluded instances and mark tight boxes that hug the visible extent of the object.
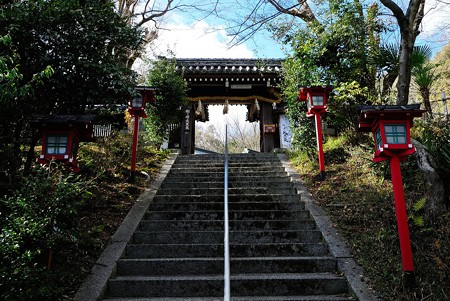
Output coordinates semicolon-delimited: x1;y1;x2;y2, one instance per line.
173;58;285;155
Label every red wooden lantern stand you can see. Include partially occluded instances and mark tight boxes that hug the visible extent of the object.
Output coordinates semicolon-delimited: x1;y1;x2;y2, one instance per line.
128;86;155;182
32;115;96;172
298;86;333;180
358;104;425;289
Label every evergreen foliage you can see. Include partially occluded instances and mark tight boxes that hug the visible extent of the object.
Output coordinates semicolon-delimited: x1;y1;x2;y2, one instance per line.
0;165;88;301
143;58;187;146
0;34;53;186
279;0;381;150
0;0;142;181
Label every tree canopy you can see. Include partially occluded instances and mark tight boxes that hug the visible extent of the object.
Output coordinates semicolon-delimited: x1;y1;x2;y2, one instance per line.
1;0;142;114
0;0;143;180
222;0;430;106
277;0;381;136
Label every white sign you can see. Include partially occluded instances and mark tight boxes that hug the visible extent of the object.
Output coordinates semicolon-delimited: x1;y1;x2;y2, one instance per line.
279;114;292;149
230;84;252;90
185;109;190;131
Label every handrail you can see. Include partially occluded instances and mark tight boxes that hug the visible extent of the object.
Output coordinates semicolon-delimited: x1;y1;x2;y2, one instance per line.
224;125;231;301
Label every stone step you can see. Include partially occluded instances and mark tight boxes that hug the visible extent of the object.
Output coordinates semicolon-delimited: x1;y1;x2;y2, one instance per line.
174;159;281;164
161;175;292;184
169;166;286;173
145;209;311;221
160;180;295;189
106;273;349;298
138;219;316;231
151;194;301;203
166;171;288;178
132;230;323;244
172;162;284;168
103;296;355;301
148;201;304;212
175;154;278;161
117;257;338;276
125;242;330;258
156;187;296;196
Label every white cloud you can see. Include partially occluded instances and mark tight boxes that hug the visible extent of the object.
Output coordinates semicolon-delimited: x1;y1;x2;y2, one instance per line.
150;19;254;59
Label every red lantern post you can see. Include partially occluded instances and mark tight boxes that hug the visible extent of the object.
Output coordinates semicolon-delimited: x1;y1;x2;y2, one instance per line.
32;115;96;172
298;86;333;180
128;86;155;182
358;104;425;288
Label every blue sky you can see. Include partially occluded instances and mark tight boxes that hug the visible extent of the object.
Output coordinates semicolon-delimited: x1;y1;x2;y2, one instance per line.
147;1;449;60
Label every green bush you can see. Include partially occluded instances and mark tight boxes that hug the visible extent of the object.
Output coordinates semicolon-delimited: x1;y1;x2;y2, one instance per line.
0;165;89;301
327;81;370;131
286;101;317;156
143;57;188;147
412;119;450;173
78;131;133;177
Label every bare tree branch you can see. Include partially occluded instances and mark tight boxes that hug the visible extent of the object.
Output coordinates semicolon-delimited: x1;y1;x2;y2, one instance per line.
380;0;406;25
267;0;318;24
114;0;220;68
224;0;323;47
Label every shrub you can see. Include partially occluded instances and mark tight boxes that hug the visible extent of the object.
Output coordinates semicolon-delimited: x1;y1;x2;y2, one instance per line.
412;118;450;173
0;165;89;301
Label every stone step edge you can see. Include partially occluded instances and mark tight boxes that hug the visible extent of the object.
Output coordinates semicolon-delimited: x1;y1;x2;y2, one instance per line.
118;256;335;262
110;272;345;281
133;229;320;234
126;242;327;247
140;219;310;223
153;194;300;197
103;296;354;301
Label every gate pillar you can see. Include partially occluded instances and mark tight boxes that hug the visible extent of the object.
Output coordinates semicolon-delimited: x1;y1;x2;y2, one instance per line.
260;102;275;152
181;104;195;154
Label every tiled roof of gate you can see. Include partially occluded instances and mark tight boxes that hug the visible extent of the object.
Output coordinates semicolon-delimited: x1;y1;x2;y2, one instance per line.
175;58;283;74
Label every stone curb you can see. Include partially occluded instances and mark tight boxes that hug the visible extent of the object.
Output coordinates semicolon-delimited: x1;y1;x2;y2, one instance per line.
74;153;178;301
278;153;380;301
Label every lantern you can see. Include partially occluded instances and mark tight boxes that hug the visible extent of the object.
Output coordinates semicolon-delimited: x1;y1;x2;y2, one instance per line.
128;86;155;117
358;104;425;162
298;86;333;180
358;104;425;288
299;86;332;117
32;115;95;172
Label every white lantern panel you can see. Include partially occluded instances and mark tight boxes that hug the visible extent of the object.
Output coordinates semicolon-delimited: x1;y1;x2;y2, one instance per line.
132;95;143;108
384;124;407;144
312;95;324;106
46;135;68;154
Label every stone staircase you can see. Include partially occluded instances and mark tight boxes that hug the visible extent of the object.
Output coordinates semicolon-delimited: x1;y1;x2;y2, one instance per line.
102;153;356;300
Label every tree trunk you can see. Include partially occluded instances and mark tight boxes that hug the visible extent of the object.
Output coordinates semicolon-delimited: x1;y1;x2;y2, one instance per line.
396;32;414;105
380;0;425;106
382;73;398;101
412;139;446;221
420;87;433;119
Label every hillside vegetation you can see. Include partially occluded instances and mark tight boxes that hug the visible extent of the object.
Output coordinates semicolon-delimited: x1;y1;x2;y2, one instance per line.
289;131;449;301
0;132;169;300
